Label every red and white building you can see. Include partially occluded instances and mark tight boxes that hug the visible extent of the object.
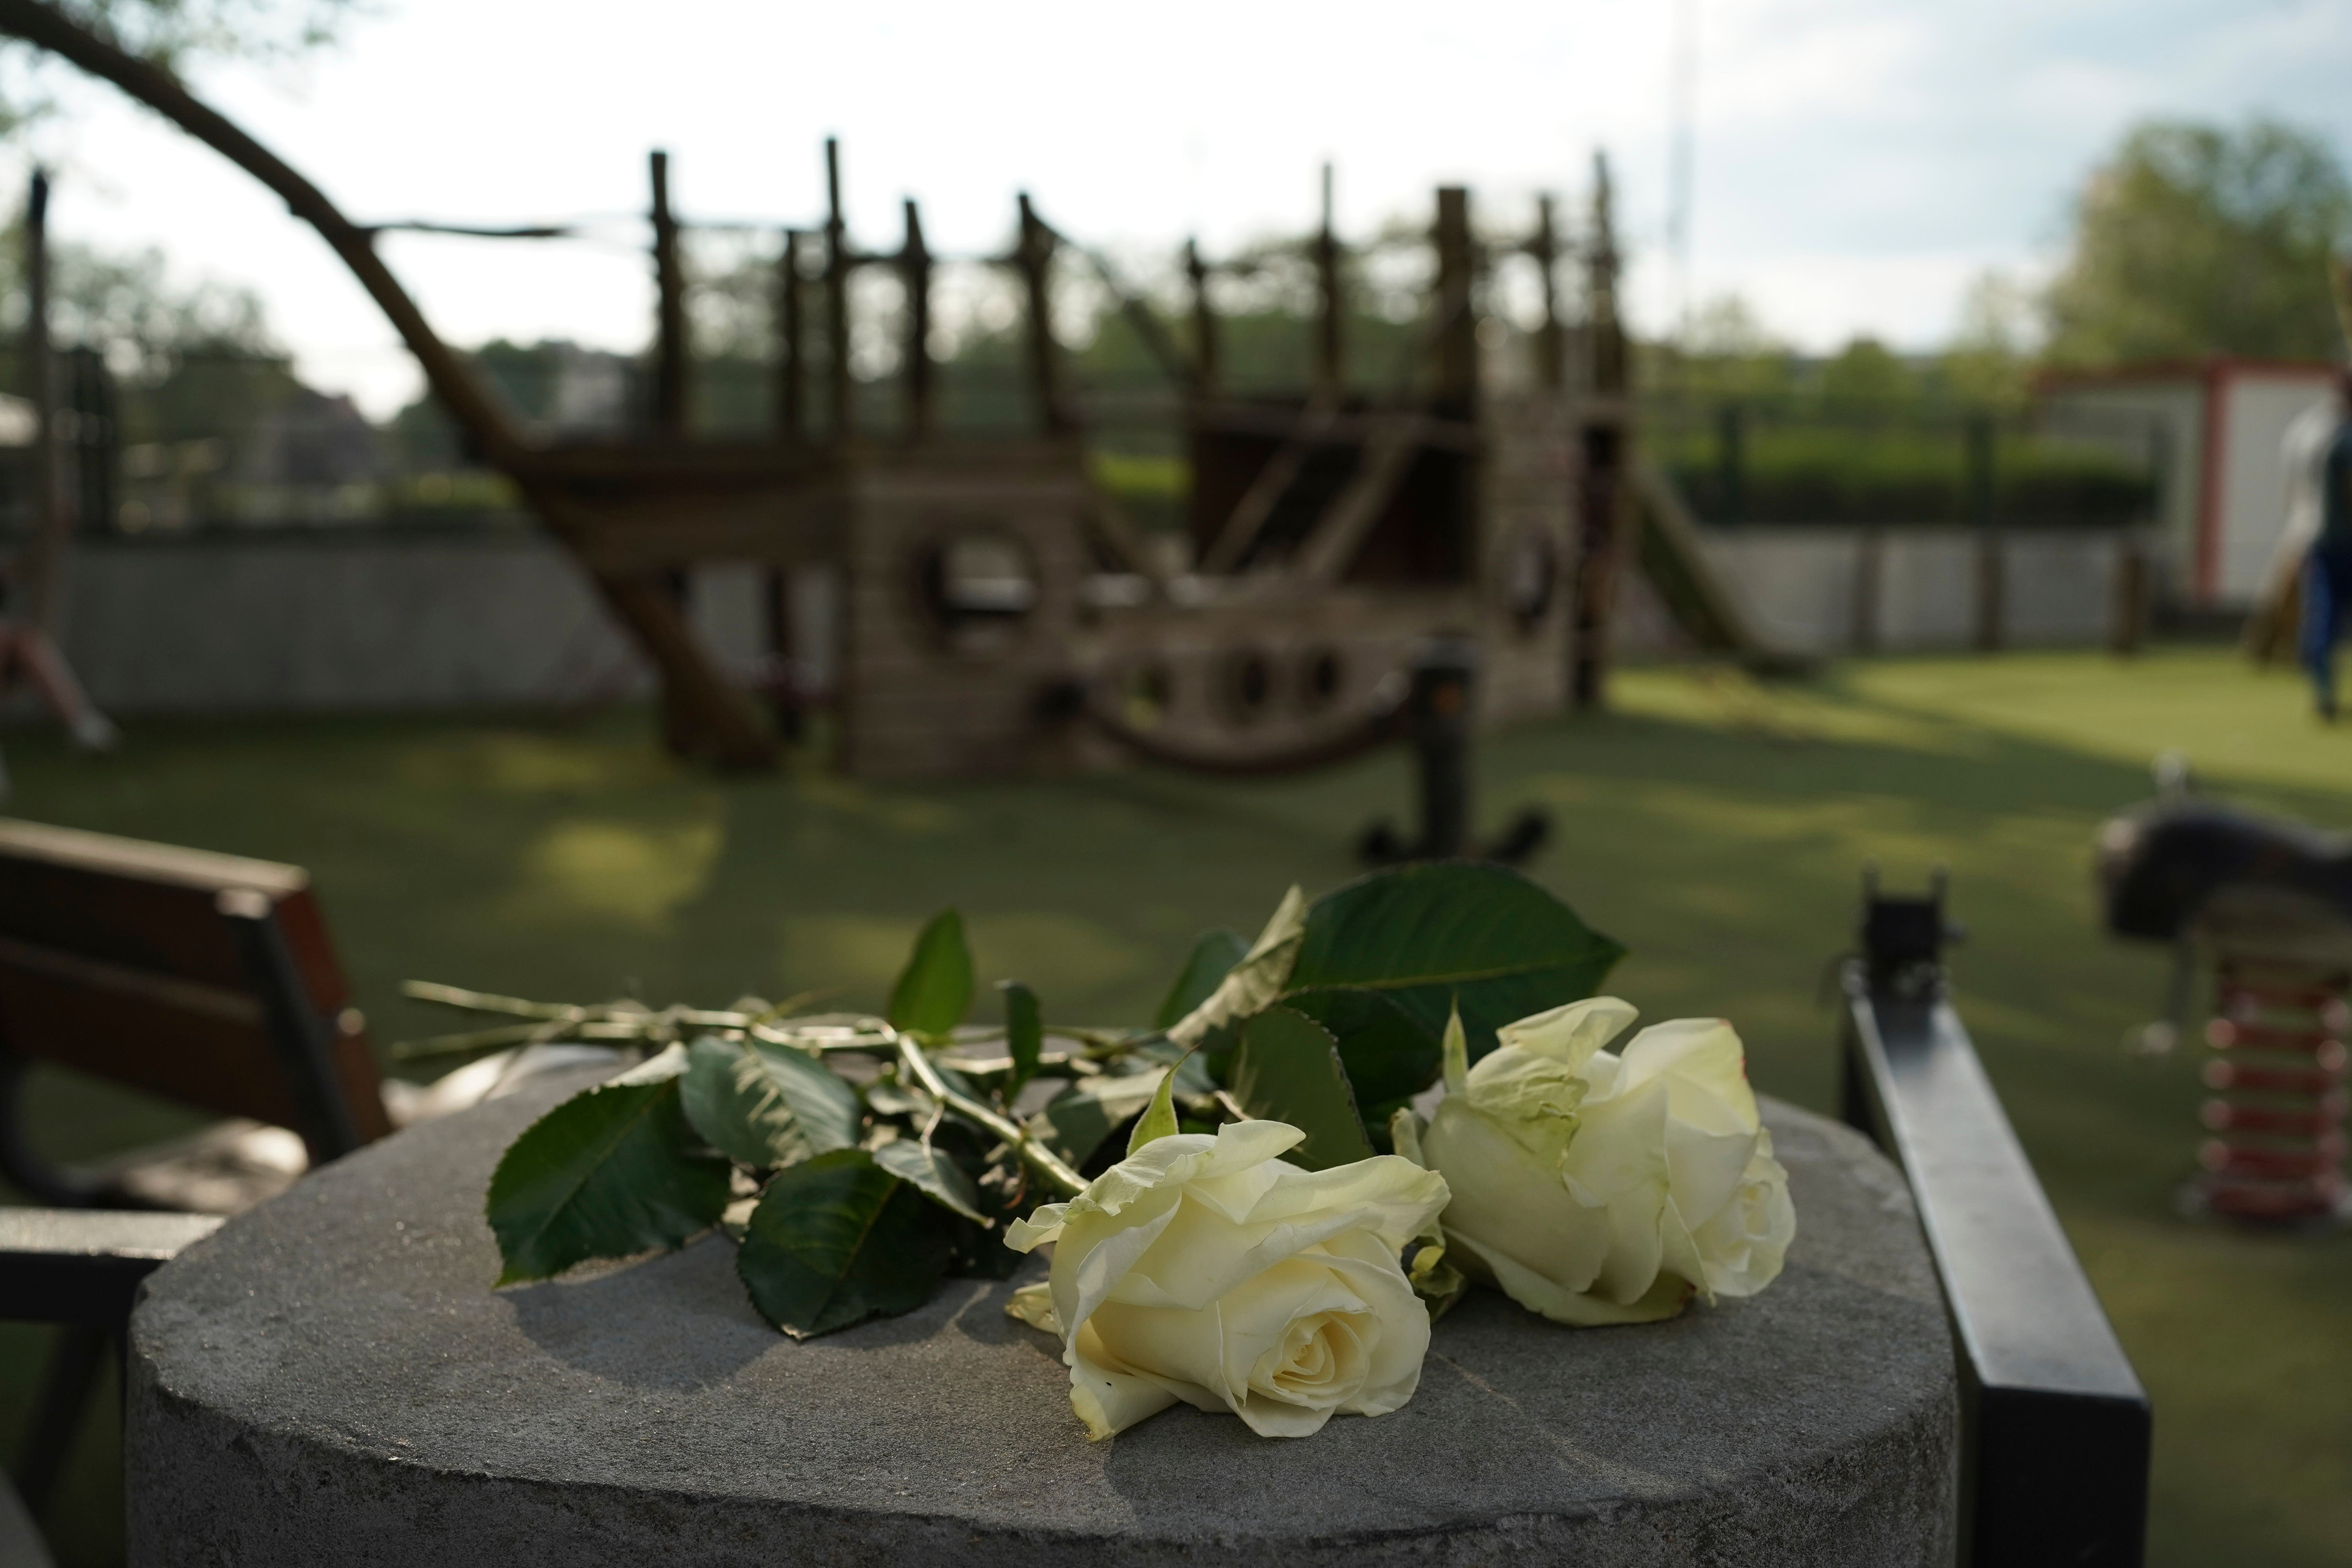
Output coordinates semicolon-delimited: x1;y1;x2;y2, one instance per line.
2038;359;2339;611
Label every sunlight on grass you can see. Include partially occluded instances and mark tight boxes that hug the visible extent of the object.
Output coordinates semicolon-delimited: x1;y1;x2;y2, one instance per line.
510;818;722;931
4;647;2348;1568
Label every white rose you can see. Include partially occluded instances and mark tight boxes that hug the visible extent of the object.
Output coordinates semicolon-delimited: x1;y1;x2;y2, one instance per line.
1005;1119;1450;1439
1410;998;1794;1326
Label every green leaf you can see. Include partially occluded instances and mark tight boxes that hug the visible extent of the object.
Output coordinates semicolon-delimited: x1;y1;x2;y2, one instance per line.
873;1137;986;1222
1283;986;1444;1136
888;909;974;1037
736;1149;953;1338
1289;863;1624;1060
1228;1006;1376;1172
998;980;1043;1097
1154;928;1249;1030
1027;1070;1167;1168
681;1036;863;1169
1126;1065;1181;1155
485;1045;731;1285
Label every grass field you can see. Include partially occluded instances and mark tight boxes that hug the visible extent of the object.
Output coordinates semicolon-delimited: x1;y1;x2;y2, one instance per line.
4;646;2349;1564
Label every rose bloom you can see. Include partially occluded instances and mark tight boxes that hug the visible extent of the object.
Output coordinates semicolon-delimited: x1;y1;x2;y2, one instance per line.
1409;997;1795;1326
1005;1120;1450;1439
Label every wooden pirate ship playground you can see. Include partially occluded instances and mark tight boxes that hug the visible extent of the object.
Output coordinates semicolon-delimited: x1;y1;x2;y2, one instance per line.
2;0;1765;782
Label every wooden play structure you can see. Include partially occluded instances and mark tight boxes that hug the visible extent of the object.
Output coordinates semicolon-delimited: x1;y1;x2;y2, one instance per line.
1;0;1769;780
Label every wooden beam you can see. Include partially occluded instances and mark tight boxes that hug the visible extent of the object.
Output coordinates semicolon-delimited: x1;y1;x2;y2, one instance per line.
824;137;853;442
902;199;933;442
1290;416;1429;583
1016;192;1071;434
1534;194;1565;392
1186;238;1218;400
1432;187;1477;412
650;150;687;436
1314;163;1343;395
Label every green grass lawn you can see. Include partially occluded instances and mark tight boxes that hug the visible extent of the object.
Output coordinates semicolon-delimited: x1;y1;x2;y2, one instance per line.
5;646;2350;1564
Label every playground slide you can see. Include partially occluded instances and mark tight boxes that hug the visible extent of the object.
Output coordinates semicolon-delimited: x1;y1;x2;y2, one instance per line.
1631;461;1806;673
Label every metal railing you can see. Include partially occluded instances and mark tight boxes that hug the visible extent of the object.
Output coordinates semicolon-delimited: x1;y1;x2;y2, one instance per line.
1838;872;2151;1567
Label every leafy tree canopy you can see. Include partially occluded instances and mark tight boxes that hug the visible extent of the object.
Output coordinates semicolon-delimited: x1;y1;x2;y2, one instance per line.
2044;117;2352;367
0;0;359;134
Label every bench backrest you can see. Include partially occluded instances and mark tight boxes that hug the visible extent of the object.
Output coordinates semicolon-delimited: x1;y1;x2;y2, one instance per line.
0;818;389;1164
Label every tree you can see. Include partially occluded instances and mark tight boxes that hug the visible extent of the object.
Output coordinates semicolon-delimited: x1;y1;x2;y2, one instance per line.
1940;271;2036;408
0;0;357;132
1817;336;1917;405
2044;118;2352;367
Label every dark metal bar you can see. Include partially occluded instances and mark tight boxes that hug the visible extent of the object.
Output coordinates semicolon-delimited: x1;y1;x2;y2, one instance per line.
1;1208;223;1524
649;150;686;437
1407;639;1474;858
1968;413;2003;652
216;889;364;1162
1840;874;2151;1568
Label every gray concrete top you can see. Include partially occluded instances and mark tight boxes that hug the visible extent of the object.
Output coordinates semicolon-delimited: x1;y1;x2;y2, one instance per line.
129;1069;1956;1567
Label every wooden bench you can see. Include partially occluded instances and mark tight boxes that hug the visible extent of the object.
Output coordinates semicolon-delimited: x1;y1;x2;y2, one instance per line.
0;817;389;1208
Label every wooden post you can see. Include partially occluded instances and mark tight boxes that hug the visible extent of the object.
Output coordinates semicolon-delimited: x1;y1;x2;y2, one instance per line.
1016;193;1070;434
1852;527;1884;653
1967;412;2003;652
1571;156;1627;711
2110;535;2149;656
902;198;933;442
1314;162;1343;396
649;150;687;437
19;165;70;631
824;137;853;443
1534;193;1565;392
776;230;805;441
1185;238;1218;401
1432;186;1478;413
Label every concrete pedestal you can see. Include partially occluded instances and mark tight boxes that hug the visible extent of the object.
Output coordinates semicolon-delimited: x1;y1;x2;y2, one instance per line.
128;1071;1956;1566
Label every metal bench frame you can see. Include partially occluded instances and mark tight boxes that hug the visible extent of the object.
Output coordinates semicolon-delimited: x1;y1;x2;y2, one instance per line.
1839;873;2151;1567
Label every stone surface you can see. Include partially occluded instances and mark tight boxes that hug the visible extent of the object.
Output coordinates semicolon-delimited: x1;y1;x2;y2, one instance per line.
128;1069;1956;1566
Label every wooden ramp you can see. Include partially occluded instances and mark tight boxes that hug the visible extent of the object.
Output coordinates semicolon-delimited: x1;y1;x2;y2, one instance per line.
1632;460;1808;673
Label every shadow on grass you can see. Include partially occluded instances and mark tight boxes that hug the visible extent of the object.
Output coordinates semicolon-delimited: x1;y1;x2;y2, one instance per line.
1;662;2348;1566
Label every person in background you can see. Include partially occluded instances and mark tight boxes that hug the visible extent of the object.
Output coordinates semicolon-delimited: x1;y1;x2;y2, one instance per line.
2294;367;2352;719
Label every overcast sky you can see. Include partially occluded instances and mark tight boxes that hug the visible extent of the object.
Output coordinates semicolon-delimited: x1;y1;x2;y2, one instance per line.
10;0;2351;417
